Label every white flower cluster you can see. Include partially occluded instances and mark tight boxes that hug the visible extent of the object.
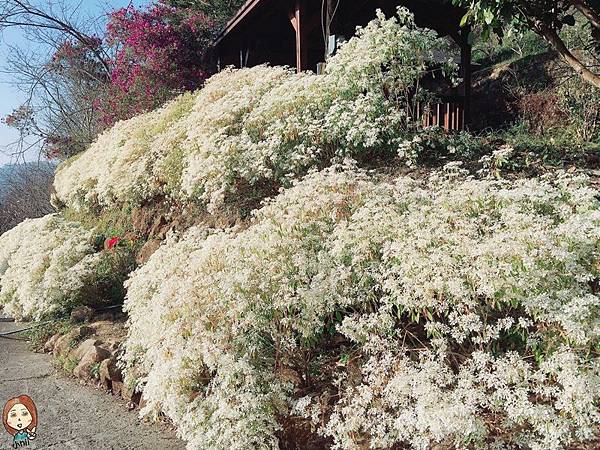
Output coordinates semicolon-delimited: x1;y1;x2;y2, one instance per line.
0;214;101;320
326;349;600;450
123;165;600;449
54;8;456;213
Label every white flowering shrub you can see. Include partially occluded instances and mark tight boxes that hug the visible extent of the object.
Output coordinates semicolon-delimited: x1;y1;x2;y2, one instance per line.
54;8;456;213
123;165;600;449
123;167;371;449
53;92;198;210
0;214;102;320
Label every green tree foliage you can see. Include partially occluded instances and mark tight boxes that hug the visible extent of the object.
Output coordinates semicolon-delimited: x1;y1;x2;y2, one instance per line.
163;0;246;26
453;0;600;88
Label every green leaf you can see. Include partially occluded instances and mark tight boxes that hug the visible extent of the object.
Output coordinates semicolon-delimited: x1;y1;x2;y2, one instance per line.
460;11;471;27
481;27;491;41
483;9;495;25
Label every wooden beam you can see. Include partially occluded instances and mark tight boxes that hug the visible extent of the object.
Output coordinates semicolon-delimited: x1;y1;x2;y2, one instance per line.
460;27;472;128
288;6;297;31
290;0;308;72
215;0;265;45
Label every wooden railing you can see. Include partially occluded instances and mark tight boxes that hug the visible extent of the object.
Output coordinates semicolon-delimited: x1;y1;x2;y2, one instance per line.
416;97;466;131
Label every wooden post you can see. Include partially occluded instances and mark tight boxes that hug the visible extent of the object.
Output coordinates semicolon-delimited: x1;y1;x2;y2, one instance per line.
325;0;335;59
289;0;308;72
445;102;450;130
460;27;472;129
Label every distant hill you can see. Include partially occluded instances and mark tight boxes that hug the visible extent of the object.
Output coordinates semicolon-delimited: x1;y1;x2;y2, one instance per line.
0;162;56;194
0;161;57;234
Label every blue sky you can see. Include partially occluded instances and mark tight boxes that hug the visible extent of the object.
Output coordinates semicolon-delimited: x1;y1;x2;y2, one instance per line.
0;0;149;167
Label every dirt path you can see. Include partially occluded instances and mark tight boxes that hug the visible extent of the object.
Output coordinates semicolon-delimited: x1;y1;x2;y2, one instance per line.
0;320;185;449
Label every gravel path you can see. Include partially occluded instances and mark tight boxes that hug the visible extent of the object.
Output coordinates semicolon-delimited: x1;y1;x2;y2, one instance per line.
0;320;185;449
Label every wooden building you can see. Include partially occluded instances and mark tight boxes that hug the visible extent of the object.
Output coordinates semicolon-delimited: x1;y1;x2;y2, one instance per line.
213;0;472;130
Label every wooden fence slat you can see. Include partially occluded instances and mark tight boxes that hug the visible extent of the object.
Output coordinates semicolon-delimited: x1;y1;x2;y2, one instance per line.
414;99;465;131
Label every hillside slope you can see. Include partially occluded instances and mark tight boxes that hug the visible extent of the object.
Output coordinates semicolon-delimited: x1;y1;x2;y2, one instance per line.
1;8;600;450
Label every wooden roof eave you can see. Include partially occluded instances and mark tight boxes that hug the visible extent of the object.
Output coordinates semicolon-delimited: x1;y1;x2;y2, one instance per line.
214;0;269;46
213;0;468;48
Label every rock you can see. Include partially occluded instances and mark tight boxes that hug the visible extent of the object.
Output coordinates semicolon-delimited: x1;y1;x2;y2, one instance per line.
89;321;125;337
170;216;184;233
122;382;142;404
99;357;122;389
52;335;72;357
111;380;124;396
131;206;166;237
76;339;109;361
130;207;146;232
52;326;94;357
136;239;162;265
70;306;94;323
107;341;121;352
72;338;104;359
72;343;111;380
44;333;61;353
149;215;168;239
94;312;117;322
72;362;91;380
75;325;95;339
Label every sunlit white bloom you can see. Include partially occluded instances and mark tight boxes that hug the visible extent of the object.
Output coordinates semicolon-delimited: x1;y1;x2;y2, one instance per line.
0;214;101;320
54;7;457;215
122;164;600;449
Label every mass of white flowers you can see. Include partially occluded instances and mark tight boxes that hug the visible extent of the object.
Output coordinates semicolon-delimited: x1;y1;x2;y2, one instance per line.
0;214;102;320
123;164;600;449
42;5;600;449
54;7;456;213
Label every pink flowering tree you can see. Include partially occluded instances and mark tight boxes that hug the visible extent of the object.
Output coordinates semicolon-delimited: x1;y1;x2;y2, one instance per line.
1;0;221;160
98;2;215;125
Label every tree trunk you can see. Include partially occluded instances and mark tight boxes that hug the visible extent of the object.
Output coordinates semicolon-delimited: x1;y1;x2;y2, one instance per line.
537;22;600;89
570;0;600;32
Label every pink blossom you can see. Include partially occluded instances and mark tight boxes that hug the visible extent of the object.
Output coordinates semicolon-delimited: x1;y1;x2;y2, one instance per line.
96;2;212;126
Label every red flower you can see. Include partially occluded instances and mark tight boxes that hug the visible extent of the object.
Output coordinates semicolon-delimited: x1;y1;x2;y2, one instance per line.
105;236;121;250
